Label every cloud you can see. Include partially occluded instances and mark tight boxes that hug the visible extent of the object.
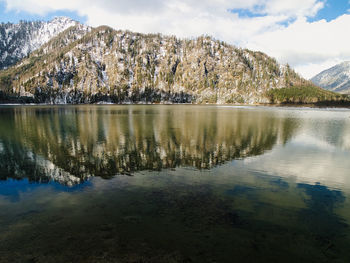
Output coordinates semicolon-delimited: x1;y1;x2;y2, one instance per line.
248;14;350;78
241;120;350;190
2;0;349;79
2;0;323;17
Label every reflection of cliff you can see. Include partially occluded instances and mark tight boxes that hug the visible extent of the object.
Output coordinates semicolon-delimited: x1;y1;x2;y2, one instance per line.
0;139;83;186
0;106;298;185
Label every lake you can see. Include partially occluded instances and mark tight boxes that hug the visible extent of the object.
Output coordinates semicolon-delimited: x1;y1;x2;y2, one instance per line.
0;105;350;262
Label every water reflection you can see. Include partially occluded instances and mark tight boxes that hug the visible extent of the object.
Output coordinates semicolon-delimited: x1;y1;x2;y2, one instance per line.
1;167;350;262
0;105;299;185
1;106;350;262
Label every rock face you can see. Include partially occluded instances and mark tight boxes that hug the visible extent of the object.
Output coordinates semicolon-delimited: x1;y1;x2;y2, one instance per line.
311;62;350;94
0;17;78;70
1;18;312;104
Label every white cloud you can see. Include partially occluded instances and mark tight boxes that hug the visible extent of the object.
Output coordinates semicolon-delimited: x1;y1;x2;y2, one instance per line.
248;15;350;78
295;59;344;80
2;0;323;17
2;0;350;79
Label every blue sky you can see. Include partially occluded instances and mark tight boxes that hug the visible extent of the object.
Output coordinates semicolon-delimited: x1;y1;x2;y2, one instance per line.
230;0;350;22
0;0;350;78
309;0;350;21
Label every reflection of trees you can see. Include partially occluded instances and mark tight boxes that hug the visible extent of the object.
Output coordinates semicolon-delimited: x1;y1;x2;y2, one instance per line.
0;138;82;186
0;106;299;185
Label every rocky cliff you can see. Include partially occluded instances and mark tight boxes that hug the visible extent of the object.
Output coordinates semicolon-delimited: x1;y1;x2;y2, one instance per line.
1;18;347;105
0;22;313;104
0;17;79;70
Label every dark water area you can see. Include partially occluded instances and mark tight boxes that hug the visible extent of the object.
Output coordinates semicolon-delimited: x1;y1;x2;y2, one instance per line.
0;105;350;262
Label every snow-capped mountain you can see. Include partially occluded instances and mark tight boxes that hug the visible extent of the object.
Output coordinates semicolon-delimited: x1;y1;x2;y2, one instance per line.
1;18;347;105
311;62;350;94
0;25;310;104
0;17;78;70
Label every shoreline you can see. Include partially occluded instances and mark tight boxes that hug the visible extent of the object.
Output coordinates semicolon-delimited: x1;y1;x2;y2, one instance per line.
1;101;350;109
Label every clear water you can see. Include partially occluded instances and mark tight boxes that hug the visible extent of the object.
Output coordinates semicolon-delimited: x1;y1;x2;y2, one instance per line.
0;105;350;262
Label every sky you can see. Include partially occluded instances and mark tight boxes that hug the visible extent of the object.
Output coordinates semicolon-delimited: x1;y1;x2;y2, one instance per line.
0;0;350;79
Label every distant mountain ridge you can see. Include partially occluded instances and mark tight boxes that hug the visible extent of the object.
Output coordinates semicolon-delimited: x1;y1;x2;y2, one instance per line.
0;17;348;105
0;17;78;70
311;62;350;94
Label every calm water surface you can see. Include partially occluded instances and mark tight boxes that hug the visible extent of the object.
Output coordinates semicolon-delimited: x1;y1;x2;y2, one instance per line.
0;105;350;262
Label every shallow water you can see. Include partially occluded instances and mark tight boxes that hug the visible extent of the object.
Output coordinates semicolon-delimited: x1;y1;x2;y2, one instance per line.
0;105;350;262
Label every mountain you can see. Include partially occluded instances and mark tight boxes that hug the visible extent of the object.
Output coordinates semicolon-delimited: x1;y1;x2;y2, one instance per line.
311;62;350;94
0;17;79;70
0;19;348;105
